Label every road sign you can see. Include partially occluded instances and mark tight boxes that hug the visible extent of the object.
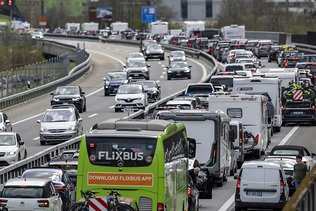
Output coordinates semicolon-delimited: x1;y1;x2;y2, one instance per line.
141;6;156;23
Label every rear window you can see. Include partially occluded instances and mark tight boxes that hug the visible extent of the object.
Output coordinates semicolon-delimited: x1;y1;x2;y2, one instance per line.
271;149;300;156
186;85;214;95
2;187;44;198
211;78;233;88
227;108;242;118
225;65;244;72
86;137;156;167
22;171;62;182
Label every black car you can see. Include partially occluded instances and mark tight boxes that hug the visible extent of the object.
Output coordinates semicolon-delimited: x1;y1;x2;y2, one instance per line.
132;80;161;102
103;71;128;96
267;45;282;62
124;60;150;80
21;168;75;210
167;61;192;80
144;44;165;61
51;86;86;113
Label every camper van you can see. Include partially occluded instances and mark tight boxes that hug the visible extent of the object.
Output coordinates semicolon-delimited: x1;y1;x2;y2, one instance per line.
157;110;233;188
233;77;282;132
209;94;269;159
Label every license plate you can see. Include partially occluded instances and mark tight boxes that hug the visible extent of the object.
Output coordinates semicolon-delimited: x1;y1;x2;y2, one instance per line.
292;111;304;115
246;191;262;197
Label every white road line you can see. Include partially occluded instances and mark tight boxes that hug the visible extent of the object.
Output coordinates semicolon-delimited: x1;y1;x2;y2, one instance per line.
161;64;165;67
88;50;125;65
219;126;300;211
278;126;299;145
162;72;166;75
109;105;115;109
87;87;103;97
158;62;161;65
160;76;164;79
88;113;98;118
156;80;160;83
218;193;235;211
33;137;40;141
12;113;44;126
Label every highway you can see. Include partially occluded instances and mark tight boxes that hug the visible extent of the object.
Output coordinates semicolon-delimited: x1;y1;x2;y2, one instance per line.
4;38;316;211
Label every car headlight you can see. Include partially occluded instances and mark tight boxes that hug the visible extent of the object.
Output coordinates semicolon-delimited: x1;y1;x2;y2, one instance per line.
146;51;149;54
8;151;16;156
116;98;123;101
72;97;80;101
67;125;76;131
53;98;60;101
185;69;191;72
40;126;47;132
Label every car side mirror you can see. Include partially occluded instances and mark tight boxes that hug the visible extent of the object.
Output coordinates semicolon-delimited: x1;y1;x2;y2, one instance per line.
19;141;24;145
78;118;83;122
147;64;151;67
36;120;41;123
312;153;316;157
102;77;106;81
189;65;192;68
124;65;126;68
5;120;10;124
50;92;54;95
188;137;196;159
81;91;85;94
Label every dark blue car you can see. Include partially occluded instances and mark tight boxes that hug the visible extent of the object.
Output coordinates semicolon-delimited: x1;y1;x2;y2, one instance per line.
103;71;128;96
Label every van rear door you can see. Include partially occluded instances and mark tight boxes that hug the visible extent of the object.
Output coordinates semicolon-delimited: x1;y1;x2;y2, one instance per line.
240;167;264;203
263;168;280;203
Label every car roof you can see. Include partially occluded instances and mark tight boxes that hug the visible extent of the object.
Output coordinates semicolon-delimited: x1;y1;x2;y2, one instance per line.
0;132;16;136
5;178;50;187
242;161;281;169
271;145;305;151
23;167;64;174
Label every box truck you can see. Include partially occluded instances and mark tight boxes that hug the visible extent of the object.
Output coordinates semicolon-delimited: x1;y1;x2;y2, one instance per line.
183;21;205;38
221;25;245;40
149;21;168;35
110;22;128;33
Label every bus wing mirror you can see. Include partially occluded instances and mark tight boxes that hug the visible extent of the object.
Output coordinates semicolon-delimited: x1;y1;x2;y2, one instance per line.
188;138;196;159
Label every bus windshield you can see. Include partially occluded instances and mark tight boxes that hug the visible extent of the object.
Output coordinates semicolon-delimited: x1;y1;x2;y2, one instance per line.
86;137;157;167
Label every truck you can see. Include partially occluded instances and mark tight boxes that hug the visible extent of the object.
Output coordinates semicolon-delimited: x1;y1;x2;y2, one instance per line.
183;21;205;38
81;22;99;35
169;29;183;36
149;21;168;35
282;81;316;125
110;22;128;33
221;24;245;40
65;23;80;35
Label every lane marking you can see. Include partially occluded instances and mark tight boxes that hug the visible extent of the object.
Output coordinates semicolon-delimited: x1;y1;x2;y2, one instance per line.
12;113;44;126
278;126;299;145
88;50;125;65
88;113;98;118
188;57;208;82
218;193;235;211
109;105;115;109
33;137;40;141
161;64;165;68
162;72;166;75
158;62;161;65
156;80;160;83
87;87;103;97
160;76;164;79
219;126;300;211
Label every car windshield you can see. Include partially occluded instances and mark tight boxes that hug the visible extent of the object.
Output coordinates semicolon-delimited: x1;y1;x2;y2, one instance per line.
2;187;44;198
128;53;142;58
55;86;79;95
147;45;162;50
170;62;187;68
271;149;300;156
284;51;299;57
246;42;258;47
137;81;155;88
0;135;15;146
127;60;146;68
118;85;142;94
171;51;184;57
22;170;62;182
49;164;78;170
225;65;244;72
60;152;75;160
107;73;127;81
42;110;75;122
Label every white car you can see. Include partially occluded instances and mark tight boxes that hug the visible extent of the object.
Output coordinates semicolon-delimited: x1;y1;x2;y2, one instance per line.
31;31;44;39
115;84;148;112
126;52;145;63
0;112;12;132
0;132;27;166
0;178;63;211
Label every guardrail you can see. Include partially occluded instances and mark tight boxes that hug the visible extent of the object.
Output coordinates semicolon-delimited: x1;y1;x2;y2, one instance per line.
293;43;316;54
283;164;316;211
0;35;218;184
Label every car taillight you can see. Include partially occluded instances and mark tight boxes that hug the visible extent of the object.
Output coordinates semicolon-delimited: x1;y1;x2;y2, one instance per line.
280;179;284;194
255;134;259;145
55;185;66;191
251;68;257;73
281;105;285;110
236;178;241;193
0;199;8;207
293;58;299;61
188;187;192;197
239;130;243;145
157;203;164;211
38;199;49;207
212;149;217;158
312;104;315;110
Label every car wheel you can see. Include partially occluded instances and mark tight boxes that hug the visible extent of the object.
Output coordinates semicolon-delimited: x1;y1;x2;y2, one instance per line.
188;75;191;79
40;141;46;146
18;153;21;161
83;103;87;112
115;108;120;112
78;105;83;113
254;150;261;159
223;170;228;182
24;150;27;159
274;126;281;132
104;91;109;96
167;76;171;80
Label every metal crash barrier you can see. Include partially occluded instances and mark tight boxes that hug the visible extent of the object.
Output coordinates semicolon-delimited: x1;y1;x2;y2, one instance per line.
283;165;316;211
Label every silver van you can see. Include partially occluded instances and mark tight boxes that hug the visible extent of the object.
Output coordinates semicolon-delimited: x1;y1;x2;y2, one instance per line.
234;161;289;211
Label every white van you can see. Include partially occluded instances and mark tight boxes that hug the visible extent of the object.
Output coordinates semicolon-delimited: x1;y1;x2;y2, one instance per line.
157;110;233;187
209;94;269;159
233;77;282;132
234;161;289;211
230;120;245;169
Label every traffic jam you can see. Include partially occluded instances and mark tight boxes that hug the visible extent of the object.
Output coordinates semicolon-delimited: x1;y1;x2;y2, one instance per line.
0;22;316;211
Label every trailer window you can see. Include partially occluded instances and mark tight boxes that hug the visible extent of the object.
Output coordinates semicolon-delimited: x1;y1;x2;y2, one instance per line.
227;108;242;118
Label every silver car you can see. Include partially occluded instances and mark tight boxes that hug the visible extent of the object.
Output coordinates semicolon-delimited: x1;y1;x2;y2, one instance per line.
0;112;12;132
37;106;83;145
0;132;27;166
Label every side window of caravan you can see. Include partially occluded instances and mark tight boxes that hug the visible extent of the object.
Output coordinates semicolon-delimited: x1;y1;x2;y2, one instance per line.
227;108;242;118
